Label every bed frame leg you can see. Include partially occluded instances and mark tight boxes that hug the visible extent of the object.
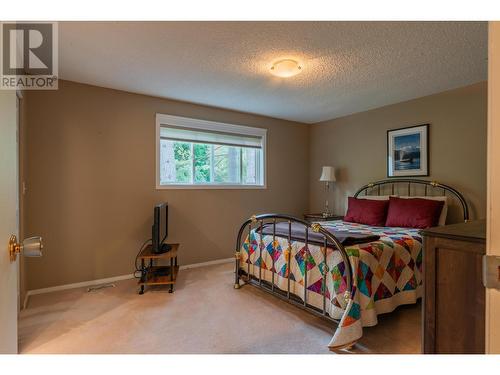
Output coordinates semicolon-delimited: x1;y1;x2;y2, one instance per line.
234;251;241;289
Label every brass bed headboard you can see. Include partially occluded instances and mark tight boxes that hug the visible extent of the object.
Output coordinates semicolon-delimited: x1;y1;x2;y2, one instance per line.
353;178;469;222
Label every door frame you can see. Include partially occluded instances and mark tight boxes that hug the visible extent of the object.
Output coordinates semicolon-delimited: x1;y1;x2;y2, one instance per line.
486;21;500;354
0;90;20;353
16;91;21;314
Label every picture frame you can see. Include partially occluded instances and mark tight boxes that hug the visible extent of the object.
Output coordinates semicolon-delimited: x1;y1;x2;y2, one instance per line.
387;124;429;177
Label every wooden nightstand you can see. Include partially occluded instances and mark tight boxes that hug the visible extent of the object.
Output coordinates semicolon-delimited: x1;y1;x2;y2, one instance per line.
137;243;179;294
303;213;344;223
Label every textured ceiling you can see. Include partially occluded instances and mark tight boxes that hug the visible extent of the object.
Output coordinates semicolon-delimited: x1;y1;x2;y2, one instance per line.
59;21;487;123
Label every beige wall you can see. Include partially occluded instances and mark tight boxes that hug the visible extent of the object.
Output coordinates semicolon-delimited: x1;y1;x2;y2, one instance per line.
24;80;487;291
309;82;487;223
23;80;309;290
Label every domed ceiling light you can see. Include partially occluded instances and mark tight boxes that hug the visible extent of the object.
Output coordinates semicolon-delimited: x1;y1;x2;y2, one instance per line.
270;59;302;78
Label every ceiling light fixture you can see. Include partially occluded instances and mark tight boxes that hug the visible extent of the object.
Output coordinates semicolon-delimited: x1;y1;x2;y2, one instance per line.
270;59;302;78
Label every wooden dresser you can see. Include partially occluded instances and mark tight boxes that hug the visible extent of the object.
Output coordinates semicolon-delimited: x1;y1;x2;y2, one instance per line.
421;220;486;354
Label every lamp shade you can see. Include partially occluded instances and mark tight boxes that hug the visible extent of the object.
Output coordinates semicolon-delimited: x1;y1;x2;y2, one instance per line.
319;166;336;182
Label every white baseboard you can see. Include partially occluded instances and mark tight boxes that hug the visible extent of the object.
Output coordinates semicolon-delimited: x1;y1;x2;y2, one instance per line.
25;273;135;300
179;257;233;270
22;292;30;311
23;257;234;309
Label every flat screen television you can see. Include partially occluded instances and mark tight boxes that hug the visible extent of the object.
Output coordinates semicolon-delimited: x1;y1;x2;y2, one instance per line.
152;203;171;254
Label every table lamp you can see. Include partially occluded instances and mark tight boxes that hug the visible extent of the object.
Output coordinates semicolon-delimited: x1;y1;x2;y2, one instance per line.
319;166;336;217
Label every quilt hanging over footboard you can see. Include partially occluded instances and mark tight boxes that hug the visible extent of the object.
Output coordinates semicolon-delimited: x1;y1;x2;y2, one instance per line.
239;220;423;348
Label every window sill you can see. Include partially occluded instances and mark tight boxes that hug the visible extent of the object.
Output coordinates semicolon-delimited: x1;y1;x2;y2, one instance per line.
156;184;267;190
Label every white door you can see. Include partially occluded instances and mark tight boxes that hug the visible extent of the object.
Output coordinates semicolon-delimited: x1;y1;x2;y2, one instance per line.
486;21;500;354
0;90;19;354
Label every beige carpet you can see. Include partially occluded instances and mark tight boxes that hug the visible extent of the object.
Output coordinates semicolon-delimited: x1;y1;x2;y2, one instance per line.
19;262;421;354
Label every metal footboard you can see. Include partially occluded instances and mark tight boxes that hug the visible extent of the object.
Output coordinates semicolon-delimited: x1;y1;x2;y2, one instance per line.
234;213;353;324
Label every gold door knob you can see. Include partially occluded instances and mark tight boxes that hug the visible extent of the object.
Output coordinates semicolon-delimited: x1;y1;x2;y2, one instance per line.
8;235;21;262
8;235;43;262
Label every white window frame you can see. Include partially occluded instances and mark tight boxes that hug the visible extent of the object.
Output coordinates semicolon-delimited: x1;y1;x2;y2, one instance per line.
156;113;267;189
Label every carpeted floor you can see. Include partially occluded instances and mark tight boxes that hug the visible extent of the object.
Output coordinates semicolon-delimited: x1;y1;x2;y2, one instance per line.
19;262;421;354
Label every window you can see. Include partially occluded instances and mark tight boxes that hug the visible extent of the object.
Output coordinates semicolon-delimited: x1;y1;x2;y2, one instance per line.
156;114;266;188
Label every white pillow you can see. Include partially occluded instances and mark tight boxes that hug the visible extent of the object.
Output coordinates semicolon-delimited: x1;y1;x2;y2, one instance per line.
400;196;448;226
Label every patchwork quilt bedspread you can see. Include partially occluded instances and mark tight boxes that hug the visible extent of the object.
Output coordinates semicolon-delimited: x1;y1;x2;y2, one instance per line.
239;220;423;349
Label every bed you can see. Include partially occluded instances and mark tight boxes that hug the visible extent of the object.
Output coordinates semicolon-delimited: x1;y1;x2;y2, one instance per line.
233;179;469;351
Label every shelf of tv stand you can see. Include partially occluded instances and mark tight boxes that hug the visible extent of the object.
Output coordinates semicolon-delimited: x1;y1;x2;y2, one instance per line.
138;265;179;285
139;243;179;259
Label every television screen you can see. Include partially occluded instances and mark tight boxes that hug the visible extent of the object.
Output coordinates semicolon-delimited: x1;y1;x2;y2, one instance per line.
159;203;167;243
152;203;169;253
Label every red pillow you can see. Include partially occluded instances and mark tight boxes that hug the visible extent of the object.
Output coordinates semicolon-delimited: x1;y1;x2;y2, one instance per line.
385;196;444;229
344;197;389;226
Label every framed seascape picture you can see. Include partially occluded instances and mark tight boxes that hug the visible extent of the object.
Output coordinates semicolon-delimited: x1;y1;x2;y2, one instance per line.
387;124;429;177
